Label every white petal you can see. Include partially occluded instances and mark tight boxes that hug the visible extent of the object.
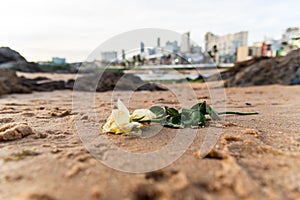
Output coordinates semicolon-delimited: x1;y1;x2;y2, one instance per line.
102;115;119;133
122;122;142;135
112;109;130;125
102;99;145;135
117;99;129;116
131;109;156;121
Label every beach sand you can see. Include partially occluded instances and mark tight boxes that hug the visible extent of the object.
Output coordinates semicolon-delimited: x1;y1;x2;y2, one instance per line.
1;74;300;200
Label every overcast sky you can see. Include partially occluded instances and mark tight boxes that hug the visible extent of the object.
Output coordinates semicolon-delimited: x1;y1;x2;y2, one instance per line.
0;0;299;62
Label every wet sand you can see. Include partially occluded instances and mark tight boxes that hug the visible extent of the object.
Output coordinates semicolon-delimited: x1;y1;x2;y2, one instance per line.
0;75;300;200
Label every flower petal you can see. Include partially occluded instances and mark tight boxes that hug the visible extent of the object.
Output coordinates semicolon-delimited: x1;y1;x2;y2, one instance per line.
117;99;129;116
102;99;145;135
102;115;120;133
131;109;156;121
112;109;130;125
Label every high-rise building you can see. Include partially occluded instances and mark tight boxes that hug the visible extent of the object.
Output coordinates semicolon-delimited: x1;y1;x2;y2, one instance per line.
165;41;179;53
148;48;156;55
121;49;126;60
101;51;118;62
282;27;300;49
180;32;190;53
251;42;263;57
140;42;145;53
191;45;202;54
282;27;300;43
205;31;248;63
157;37;161;47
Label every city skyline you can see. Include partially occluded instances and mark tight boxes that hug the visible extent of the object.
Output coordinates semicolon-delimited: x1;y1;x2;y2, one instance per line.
1;0;299;62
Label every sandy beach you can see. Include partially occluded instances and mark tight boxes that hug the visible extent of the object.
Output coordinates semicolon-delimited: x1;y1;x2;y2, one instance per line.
1;73;300;200
1;0;300;199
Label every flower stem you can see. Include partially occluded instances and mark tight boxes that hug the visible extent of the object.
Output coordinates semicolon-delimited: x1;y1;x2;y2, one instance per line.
218;111;259;115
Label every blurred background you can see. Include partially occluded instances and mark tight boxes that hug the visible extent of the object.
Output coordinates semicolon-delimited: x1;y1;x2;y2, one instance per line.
1;0;299;63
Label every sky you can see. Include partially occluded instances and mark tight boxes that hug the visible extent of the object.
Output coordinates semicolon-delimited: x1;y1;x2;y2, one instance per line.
0;0;299;62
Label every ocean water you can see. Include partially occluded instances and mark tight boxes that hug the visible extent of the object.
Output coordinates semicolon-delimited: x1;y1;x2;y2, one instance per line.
132;71;211;81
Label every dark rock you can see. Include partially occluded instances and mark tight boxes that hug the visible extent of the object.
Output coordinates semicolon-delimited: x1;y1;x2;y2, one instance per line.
3;61;42;73
0;47;26;64
220;49;300;87
30;76;51;82
0;69;167;95
0;47;43;72
0;69;31;95
0;69;69;95
65;79;75;89
74;71;167;92
0;46;77;73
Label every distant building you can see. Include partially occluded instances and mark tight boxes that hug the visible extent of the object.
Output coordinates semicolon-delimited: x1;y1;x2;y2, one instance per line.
248;38;283;58
282;27;300;43
148;48;156;55
157;37;161;47
180;32;190;53
262;39;282;57
236;46;250;62
140;42;145;53
165;41;179;53
52;57;66;65
101;51;118;62
121;49;126;60
191;45;202;54
251;42;263;57
205;31;248;63
281;27;300;51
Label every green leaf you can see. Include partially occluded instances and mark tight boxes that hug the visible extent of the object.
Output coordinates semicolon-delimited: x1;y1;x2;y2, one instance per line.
191;103;200;111
181;108;193;120
181;112;192;125
165;107;180;117
161;121;184;129
181;109;205;127
181;108;193;115
191;101;206;114
190;111;206;126
205;104;220;120
160;116;184;129
190;111;201;126
199;112;206;126
150;106;165;118
200;102;206;114
170;116;182;125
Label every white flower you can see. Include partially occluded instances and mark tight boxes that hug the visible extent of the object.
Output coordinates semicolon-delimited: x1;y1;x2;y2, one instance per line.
130;109;156;121
102;99;141;135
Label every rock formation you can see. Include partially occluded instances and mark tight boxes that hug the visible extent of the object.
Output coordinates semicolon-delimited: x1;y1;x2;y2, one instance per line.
0;69;166;95
220;49;300;87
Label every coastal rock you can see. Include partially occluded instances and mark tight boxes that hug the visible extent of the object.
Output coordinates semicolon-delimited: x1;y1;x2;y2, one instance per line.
20;77;67;91
0;47;26;64
0;61;42;72
0;47;42;72
0;46;77;73
0;69;69;95
219;49;300;87
73;71;167;92
0;69;31;94
0;69;167;95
